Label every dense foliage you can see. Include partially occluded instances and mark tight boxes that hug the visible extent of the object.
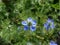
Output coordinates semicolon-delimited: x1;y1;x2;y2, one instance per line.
0;0;60;45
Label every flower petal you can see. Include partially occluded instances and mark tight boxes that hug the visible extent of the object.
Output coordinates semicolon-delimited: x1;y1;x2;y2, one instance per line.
50;40;57;45
24;25;29;30
22;21;28;25
44;18;55;30
44;23;50;30
44;23;49;28
31;20;37;26
27;17;33;22
30;26;36;31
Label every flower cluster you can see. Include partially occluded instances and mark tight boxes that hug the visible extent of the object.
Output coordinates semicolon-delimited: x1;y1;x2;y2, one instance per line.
22;17;37;31
21;18;55;31
44;18;55;30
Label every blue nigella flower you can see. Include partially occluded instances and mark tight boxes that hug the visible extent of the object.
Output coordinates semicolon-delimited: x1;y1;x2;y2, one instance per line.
21;17;37;31
50;40;57;45
44;18;55;30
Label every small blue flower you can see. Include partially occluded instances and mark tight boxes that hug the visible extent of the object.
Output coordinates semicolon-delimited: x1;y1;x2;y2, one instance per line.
24;25;29;30
44;18;55;30
22;21;28;25
50;40;57;45
27;17;33;22
30;26;36;31
21;17;37;31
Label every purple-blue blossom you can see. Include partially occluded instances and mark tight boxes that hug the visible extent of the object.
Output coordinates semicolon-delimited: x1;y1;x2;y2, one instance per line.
44;18;55;30
21;17;37;31
44;23;50;30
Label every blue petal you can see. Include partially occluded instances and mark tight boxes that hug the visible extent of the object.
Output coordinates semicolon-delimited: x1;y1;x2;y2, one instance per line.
50;40;56;44
27;17;33;22
44;23;50;30
50;43;57;45
50;40;57;45
47;18;53;23
44;18;55;30
46;25;50;30
22;21;28;25
31;20;37;26
44;23;48;28
24;25;29;30
44;23;49;27
30;26;36;31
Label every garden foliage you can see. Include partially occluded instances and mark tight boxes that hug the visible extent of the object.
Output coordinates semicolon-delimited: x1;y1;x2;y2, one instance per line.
0;0;60;45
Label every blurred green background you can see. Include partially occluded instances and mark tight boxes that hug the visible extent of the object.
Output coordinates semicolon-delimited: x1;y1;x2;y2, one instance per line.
0;0;60;45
